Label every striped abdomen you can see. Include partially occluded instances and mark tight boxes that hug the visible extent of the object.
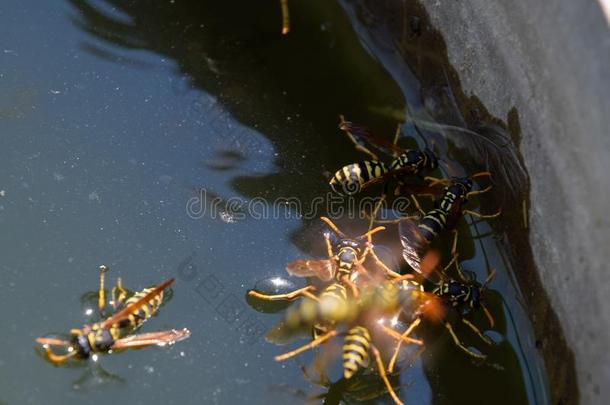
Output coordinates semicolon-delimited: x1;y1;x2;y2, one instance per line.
116;287;165;331
389;149;438;175
418;208;448;242
330;161;388;195
343;326;371;379
285;283;353;329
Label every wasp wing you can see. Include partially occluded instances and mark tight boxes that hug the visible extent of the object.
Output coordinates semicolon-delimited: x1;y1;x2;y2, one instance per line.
398;220;429;274
286;259;335;282
100;278;175;330
111;328;190;349
339;119;404;157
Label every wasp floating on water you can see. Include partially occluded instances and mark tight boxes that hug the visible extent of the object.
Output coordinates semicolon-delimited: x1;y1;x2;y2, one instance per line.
35;265;190;365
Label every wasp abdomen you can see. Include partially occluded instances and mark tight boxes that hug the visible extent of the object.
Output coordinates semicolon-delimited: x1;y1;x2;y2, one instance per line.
343;326;371;379
330;161;388;195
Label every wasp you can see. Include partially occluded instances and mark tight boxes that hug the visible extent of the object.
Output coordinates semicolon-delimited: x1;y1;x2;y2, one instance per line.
265;271;437;405
249;216;400;304
35;265;190;365
397;174;501;275
329;115;440;197
377;255;496;362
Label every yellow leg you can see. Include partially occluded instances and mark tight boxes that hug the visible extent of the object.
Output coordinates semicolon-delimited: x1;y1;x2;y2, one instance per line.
368;193;386;230
463;209;502;219
466;185;493;198
280;0;290;35
371;345;404;405
248;286;318;302
368;248;402;278
323;233;334;259
410;195;426;216
444;322;486;359
42;347;77;365
482;304;495;329
98;265;108;312
424;176;449;187
388;318;422;372
111;277;128;309
379;323;423;346
275;330;338;361
340;275;359;300
471;171;492;179
461;318;492;345
338;115;379;160
393;124;401;147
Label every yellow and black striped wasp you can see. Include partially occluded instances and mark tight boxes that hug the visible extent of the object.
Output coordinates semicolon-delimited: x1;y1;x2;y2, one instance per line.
264;268;443;405
329;115;440;197
249;216;400;303
395;174;501;275
35;265;190;365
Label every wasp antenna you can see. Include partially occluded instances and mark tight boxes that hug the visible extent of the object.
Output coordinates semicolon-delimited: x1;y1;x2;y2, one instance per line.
359;226;385;240
320;216;347;238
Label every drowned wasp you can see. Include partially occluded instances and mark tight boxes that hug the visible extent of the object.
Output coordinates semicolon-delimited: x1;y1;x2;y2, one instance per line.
35;265;190;365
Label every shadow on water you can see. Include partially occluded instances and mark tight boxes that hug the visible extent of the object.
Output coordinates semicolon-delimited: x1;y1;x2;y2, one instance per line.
24;0;570;403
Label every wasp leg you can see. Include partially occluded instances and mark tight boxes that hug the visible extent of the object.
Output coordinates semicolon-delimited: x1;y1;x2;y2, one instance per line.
323;232;334;260
444;322;486;359
471;171;492;179
368;248;402;279
368;192;387;230
111;277;128;309
463;208;502;219
98;265;109;313
388;318;422;372
42;347;77;365
340;275;360;300
338;115;379;160
424;176;449;187
275;330;338;361
378;323;423;346
482;304;495;329
465;185;493;198
461;318;493;345
410;195;426;216
280;0;290;35
371;345;404;405
248;286;319;302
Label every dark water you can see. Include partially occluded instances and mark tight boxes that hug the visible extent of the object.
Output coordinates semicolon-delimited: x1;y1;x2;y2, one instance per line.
0;0;549;404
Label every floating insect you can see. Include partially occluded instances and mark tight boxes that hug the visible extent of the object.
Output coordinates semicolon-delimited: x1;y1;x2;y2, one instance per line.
430;268;496;359
384;257;496;361
272;295;422;405
398;174;501;274
250;216;400;304
35;265;190;365
329;115;440;196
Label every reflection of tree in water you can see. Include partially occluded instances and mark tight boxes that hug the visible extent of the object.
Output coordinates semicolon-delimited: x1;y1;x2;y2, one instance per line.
67;1;534;404
68;0;404;206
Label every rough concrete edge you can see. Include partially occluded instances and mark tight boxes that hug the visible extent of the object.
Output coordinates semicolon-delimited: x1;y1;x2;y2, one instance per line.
416;1;610;404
